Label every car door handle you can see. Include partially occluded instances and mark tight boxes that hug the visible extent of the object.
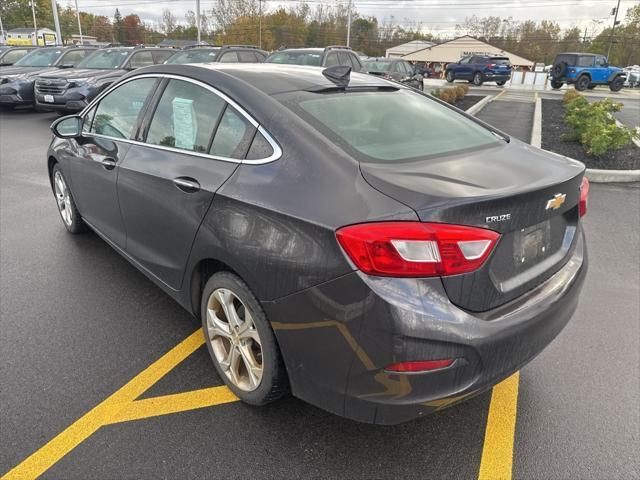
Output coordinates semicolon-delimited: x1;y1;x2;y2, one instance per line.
173;177;200;193
100;158;116;170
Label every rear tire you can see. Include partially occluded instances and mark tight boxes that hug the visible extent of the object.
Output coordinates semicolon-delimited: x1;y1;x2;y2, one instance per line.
587;84;596;90
609;76;624;92
51;165;87;234
445;70;454;83
550;80;563;89
201;272;288;406
575;75;590;91
496;80;506;86
473;72;484;86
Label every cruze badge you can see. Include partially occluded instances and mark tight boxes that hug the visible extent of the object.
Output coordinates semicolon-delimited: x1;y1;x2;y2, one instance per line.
486;214;511;223
546;193;566;210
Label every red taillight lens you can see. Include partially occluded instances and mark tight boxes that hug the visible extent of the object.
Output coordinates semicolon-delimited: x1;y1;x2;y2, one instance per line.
487;63;495;68
335;222;500;277
385;359;455;373
579;176;589;217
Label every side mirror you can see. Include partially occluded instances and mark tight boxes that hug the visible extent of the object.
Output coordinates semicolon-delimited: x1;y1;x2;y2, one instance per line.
51;115;82;138
59;63;74;69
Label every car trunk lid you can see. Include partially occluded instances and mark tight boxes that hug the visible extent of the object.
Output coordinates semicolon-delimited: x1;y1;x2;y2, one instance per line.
359;141;585;312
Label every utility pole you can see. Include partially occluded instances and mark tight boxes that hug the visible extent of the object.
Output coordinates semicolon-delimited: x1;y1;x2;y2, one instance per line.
51;0;62;45
30;1;38;46
346;0;352;47
259;0;262;49
196;0;201;44
607;0;621;59
74;0;83;44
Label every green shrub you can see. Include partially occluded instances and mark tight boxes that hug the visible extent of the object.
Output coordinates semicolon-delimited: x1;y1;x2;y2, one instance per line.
562;97;638;156
563;90;581;104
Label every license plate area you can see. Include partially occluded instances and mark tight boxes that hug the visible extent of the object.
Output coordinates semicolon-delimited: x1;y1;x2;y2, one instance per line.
513;221;552;267
43;94;54;103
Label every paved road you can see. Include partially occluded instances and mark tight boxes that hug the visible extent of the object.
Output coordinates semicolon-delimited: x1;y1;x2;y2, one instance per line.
1;108;639;479
475;91;535;142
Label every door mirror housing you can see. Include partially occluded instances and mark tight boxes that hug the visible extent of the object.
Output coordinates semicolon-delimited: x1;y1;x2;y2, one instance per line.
51;115;82;138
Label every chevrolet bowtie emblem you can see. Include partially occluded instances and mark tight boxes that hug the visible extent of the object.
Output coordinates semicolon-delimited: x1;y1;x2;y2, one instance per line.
546;193;566;210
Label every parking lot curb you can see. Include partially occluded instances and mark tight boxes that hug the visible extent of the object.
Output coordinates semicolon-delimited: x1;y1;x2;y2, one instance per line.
585;168;640;183
533;92;639;183
466;94;494;116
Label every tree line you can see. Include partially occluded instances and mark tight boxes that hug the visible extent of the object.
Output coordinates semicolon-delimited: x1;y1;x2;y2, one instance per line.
1;0;638;65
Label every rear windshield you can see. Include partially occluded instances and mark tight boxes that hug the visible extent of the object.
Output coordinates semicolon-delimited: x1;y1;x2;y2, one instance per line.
266;51;322;66
165;49;220;64
363;60;392;73
282;89;499;163
77;49;129;69
14;48;63;67
490;57;510;65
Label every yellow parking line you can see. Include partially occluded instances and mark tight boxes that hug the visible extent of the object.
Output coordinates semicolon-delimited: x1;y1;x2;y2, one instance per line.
110;386;238;424
478;372;520;480
1;329;206;480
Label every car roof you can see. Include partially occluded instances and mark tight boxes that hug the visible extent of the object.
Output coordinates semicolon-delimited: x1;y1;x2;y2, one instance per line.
131;63;392;96
274;48;325;53
558;52;595;56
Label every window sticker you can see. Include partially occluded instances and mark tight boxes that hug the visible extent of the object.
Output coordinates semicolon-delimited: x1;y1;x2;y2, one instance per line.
172;97;197;150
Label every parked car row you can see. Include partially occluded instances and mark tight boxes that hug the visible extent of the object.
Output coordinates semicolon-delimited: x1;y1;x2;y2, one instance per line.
1;44;435;114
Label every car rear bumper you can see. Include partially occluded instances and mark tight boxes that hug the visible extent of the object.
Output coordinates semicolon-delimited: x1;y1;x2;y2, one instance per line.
483;72;511;81
265;226;587;424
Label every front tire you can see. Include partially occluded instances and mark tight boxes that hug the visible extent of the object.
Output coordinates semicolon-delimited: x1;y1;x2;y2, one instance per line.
496;80;506;86
473;72;484;86
609;76;624;92
52;165;87;234
575;75;590;91
201;272;288;405
445;70;454;83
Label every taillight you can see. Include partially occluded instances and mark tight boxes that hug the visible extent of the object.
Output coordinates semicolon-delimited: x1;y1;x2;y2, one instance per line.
385;359;455;373
579;176;589;217
335;222;500;277
487;63;495;68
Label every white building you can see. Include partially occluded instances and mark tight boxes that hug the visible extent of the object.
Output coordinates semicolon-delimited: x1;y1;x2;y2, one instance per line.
402;35;534;70
386;40;435;58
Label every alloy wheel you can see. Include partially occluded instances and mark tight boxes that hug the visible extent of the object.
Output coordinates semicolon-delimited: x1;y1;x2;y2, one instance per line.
54;171;73;227
206;288;263;391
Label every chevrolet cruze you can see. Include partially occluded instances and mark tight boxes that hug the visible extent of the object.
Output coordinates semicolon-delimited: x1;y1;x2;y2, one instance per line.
47;63;588;424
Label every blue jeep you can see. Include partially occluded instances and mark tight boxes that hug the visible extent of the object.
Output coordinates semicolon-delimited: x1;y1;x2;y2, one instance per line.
445;54;512;86
550;53;626;92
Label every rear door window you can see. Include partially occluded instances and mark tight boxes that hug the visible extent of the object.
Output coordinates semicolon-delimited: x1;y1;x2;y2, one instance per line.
577;56;594;67
146;79;226;153
152;50;174;64
128;51;154;68
246;131;274;160
324;53;340;67
90;78;157;139
209;106;255;159
219;52;239;63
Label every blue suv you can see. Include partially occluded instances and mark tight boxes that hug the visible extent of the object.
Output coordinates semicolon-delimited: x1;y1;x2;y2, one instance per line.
445;55;512;86
550;53;625;92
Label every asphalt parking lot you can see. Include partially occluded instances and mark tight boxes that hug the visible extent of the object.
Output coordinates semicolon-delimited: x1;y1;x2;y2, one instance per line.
1;108;639;479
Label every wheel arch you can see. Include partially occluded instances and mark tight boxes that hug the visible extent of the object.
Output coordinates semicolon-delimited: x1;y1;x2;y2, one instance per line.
608;71;624;82
47;156;58;190
189;257;245;319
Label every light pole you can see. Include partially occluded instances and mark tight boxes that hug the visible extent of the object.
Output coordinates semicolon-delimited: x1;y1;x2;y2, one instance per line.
346;0;352;47
30;1;38;46
51;0;62;45
259;0;262;49
196;0;201;44
607;0;621;59
74;0;83;44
